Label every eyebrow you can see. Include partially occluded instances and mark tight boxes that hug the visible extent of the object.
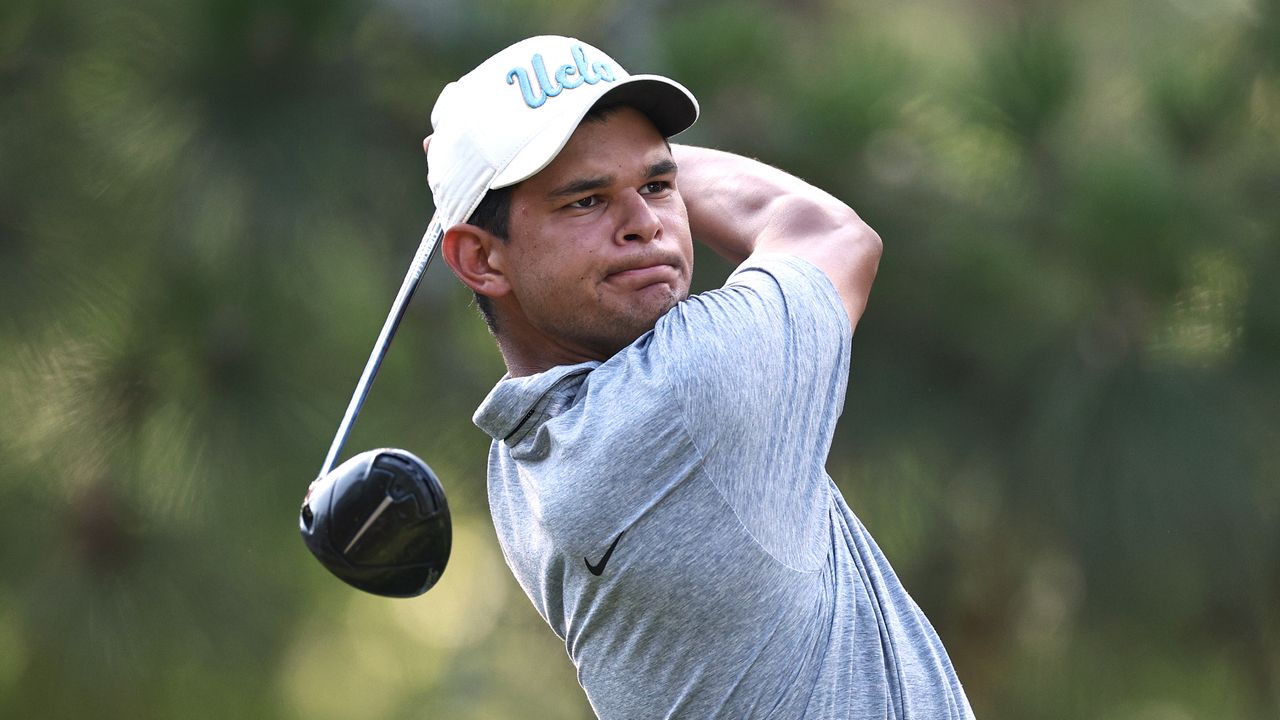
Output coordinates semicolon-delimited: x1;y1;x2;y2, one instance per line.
547;158;679;199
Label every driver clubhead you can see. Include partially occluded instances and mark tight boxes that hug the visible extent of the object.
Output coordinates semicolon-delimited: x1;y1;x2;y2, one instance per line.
299;448;451;597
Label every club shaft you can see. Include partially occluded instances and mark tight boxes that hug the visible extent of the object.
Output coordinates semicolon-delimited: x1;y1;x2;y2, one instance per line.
320;217;445;477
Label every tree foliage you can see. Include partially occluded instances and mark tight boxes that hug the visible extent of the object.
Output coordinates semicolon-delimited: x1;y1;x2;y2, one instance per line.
2;1;1277;717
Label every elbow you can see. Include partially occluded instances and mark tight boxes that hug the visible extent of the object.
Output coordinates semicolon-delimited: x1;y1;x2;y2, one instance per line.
854;216;882;262
828;206;882;320
825;202;882;266
858;216;882;269
764;194;882;275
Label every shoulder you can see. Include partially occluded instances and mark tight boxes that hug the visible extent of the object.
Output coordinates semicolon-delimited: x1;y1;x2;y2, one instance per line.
644;255;851;378
724;254;851;325
671;254;850;335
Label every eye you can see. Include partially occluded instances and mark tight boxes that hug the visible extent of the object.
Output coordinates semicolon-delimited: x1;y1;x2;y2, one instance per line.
641;181;670;195
568;195;600;209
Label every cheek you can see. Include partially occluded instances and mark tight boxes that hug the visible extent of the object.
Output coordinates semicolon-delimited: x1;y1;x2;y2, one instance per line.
513;242;597;303
662;208;694;258
661;198;691;233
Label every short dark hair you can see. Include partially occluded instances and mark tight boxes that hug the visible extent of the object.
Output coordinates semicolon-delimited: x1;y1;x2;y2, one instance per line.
462;101;646;334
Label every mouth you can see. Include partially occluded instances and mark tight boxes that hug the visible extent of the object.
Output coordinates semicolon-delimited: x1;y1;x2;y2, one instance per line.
607;264;674;283
605;257;684;288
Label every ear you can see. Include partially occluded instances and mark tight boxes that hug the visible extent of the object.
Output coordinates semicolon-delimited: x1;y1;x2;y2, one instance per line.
441;224;511;300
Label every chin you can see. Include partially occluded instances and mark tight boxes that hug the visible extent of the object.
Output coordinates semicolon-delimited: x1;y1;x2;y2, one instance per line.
618;300;678;346
584;288;687;357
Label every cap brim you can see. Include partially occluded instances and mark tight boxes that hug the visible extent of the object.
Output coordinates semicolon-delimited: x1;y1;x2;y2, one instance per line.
595;75;699;138
491;74;699;190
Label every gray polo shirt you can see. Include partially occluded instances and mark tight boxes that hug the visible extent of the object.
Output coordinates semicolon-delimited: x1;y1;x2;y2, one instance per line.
474;255;974;719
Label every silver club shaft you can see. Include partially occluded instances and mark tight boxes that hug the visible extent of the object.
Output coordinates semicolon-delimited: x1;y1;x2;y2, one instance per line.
319;216;445;477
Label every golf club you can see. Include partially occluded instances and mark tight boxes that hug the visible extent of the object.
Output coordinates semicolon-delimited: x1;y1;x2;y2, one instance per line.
298;216;452;598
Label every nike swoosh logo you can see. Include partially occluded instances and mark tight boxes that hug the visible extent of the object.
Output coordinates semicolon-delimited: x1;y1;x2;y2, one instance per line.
584;532;624;576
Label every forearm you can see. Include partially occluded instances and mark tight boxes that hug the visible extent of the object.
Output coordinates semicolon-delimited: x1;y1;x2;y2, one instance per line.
672;143;882;327
673;144;871;259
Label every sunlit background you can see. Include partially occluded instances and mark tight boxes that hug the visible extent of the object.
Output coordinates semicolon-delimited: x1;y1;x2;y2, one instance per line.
2;0;1278;718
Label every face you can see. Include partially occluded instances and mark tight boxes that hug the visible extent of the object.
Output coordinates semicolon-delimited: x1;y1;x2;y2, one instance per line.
496;107;694;361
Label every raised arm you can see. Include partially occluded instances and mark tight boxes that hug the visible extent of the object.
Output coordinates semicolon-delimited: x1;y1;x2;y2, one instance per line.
672;144;882;331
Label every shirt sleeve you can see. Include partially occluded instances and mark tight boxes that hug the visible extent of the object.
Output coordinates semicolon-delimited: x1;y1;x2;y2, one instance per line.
646;254;853;571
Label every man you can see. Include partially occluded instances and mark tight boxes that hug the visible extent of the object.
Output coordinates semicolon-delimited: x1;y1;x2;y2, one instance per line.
426;35;975;718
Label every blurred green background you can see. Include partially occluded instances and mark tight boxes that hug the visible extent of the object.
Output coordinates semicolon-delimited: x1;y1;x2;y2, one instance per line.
2;0;1278;717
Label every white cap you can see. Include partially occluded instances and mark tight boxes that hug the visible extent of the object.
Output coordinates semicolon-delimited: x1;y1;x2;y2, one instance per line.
426;35;699;233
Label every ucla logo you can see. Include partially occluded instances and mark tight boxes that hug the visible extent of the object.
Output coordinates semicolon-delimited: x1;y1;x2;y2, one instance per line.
506;44;617;109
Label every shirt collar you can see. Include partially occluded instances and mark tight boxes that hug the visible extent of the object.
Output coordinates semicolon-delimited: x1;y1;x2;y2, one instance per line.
472;361;599;442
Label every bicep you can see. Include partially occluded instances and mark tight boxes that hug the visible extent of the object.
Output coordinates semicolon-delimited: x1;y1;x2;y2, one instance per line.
751;195;883;332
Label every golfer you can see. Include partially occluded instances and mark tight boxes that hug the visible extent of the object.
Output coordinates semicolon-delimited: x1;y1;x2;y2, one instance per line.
429;35;975;719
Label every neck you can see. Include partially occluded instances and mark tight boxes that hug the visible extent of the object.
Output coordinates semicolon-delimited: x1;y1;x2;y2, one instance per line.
491;309;605;378
495;336;600;378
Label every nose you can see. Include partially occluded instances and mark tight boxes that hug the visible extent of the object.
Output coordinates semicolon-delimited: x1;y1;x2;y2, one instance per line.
613;189;661;244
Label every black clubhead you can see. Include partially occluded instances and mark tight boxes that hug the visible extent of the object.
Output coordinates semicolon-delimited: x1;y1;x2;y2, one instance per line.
299;448;451;597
